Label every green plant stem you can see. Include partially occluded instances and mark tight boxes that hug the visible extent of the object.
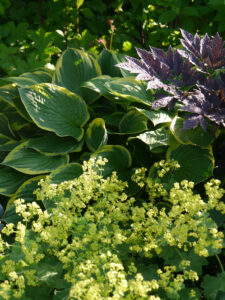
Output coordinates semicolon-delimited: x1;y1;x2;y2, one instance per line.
215;254;224;273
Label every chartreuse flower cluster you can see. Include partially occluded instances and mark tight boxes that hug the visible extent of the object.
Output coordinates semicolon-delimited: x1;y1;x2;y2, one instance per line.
0;157;225;299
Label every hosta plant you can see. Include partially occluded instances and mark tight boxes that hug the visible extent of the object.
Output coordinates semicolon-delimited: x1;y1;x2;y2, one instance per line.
0;158;225;299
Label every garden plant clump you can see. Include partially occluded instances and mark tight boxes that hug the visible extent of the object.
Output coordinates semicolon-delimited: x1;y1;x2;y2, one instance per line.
0;3;225;297
0;157;225;299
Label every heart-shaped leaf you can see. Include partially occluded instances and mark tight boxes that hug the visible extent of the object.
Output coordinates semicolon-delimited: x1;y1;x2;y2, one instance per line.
119;110;148;134
53;48;102;104
2;142;69;174
19;83;89;141
86;118;108;152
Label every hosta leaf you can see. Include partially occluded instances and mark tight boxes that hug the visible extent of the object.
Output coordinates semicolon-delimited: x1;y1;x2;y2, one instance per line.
167;144;213;184
92;145;132;177
53;48;101;104
134;108;172;126
4;70;52;87
2;142;69;174
106;77;153;106
119;110;148;134
27;133;83;155
0;113;16;139
103;112;125;127
53;289;70;300
19;83;89;141
128;127;170;150
85;118;108;152
0;166;31;196
98;49;126;77
170;116;215;147
0;84;17;106
49;163;83;184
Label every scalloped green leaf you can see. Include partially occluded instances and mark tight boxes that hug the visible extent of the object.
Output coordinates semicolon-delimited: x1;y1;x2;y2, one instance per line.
19;83;89;141
0;166;31;196
167;144;214;184
2;142;69;174
119;110;148;134
92;145;132;177
106;77;153;106
49;163;83;184
86;118;108;152
53;48;102;104
0;84;17;106
170;116;215;147
27;133;83;155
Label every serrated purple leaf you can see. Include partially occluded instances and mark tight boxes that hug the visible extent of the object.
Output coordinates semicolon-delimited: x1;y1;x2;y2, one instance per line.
179;104;203;114
151;95;175;109
183;115;205;130
150;46;167;64
200;33;211;58
180;29;194;44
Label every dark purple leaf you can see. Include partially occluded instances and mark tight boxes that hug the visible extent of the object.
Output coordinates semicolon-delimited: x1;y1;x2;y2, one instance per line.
183;115;206;131
151;95;175;109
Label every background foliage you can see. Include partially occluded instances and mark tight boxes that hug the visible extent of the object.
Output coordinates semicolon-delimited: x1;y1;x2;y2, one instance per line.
1;0;225;76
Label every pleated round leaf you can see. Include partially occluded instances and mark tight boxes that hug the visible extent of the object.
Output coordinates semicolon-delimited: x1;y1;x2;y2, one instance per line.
119;110;148;134
53;48;102;104
92;145;132;177
2;142;69;174
106;77;153;106
168;144;214;184
135;108;172;126
0;166;31;196
85;118;108;152
49;163;83;184
2;176;44;224
27;133;83;155
170;116;215;147
19;83;89;141
103;112;125;127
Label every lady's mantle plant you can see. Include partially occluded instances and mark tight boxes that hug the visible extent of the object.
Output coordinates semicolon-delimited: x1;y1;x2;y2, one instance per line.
117;29;225;131
0;158;225;299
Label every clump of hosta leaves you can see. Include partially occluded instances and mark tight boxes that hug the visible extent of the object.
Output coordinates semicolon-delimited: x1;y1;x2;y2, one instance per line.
0;158;225;299
117;29;225;131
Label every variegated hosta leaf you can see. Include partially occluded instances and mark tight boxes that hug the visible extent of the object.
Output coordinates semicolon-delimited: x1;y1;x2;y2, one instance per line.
53;48;102;104
2;141;69;174
19;83;89;141
85;118;108;152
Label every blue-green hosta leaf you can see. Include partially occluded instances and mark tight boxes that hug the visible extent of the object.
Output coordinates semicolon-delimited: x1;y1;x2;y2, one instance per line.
0;166;31;196
170;116;215;147
119;110;148;134
86;118;108;152
27;133;83;156
0;84;18;106
167;144;214;184
19;83;89;141
128;127;170;150
92;145;132;177
49;163;83;184
2;141;69;174
98;49;126;77
0;141;20;151
105;77;153;106
134;108;172;126
0;113;16;139
4;70;52;87
53;48;102;104
103;112;125;127
2;175;44;224
4;109;29;132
